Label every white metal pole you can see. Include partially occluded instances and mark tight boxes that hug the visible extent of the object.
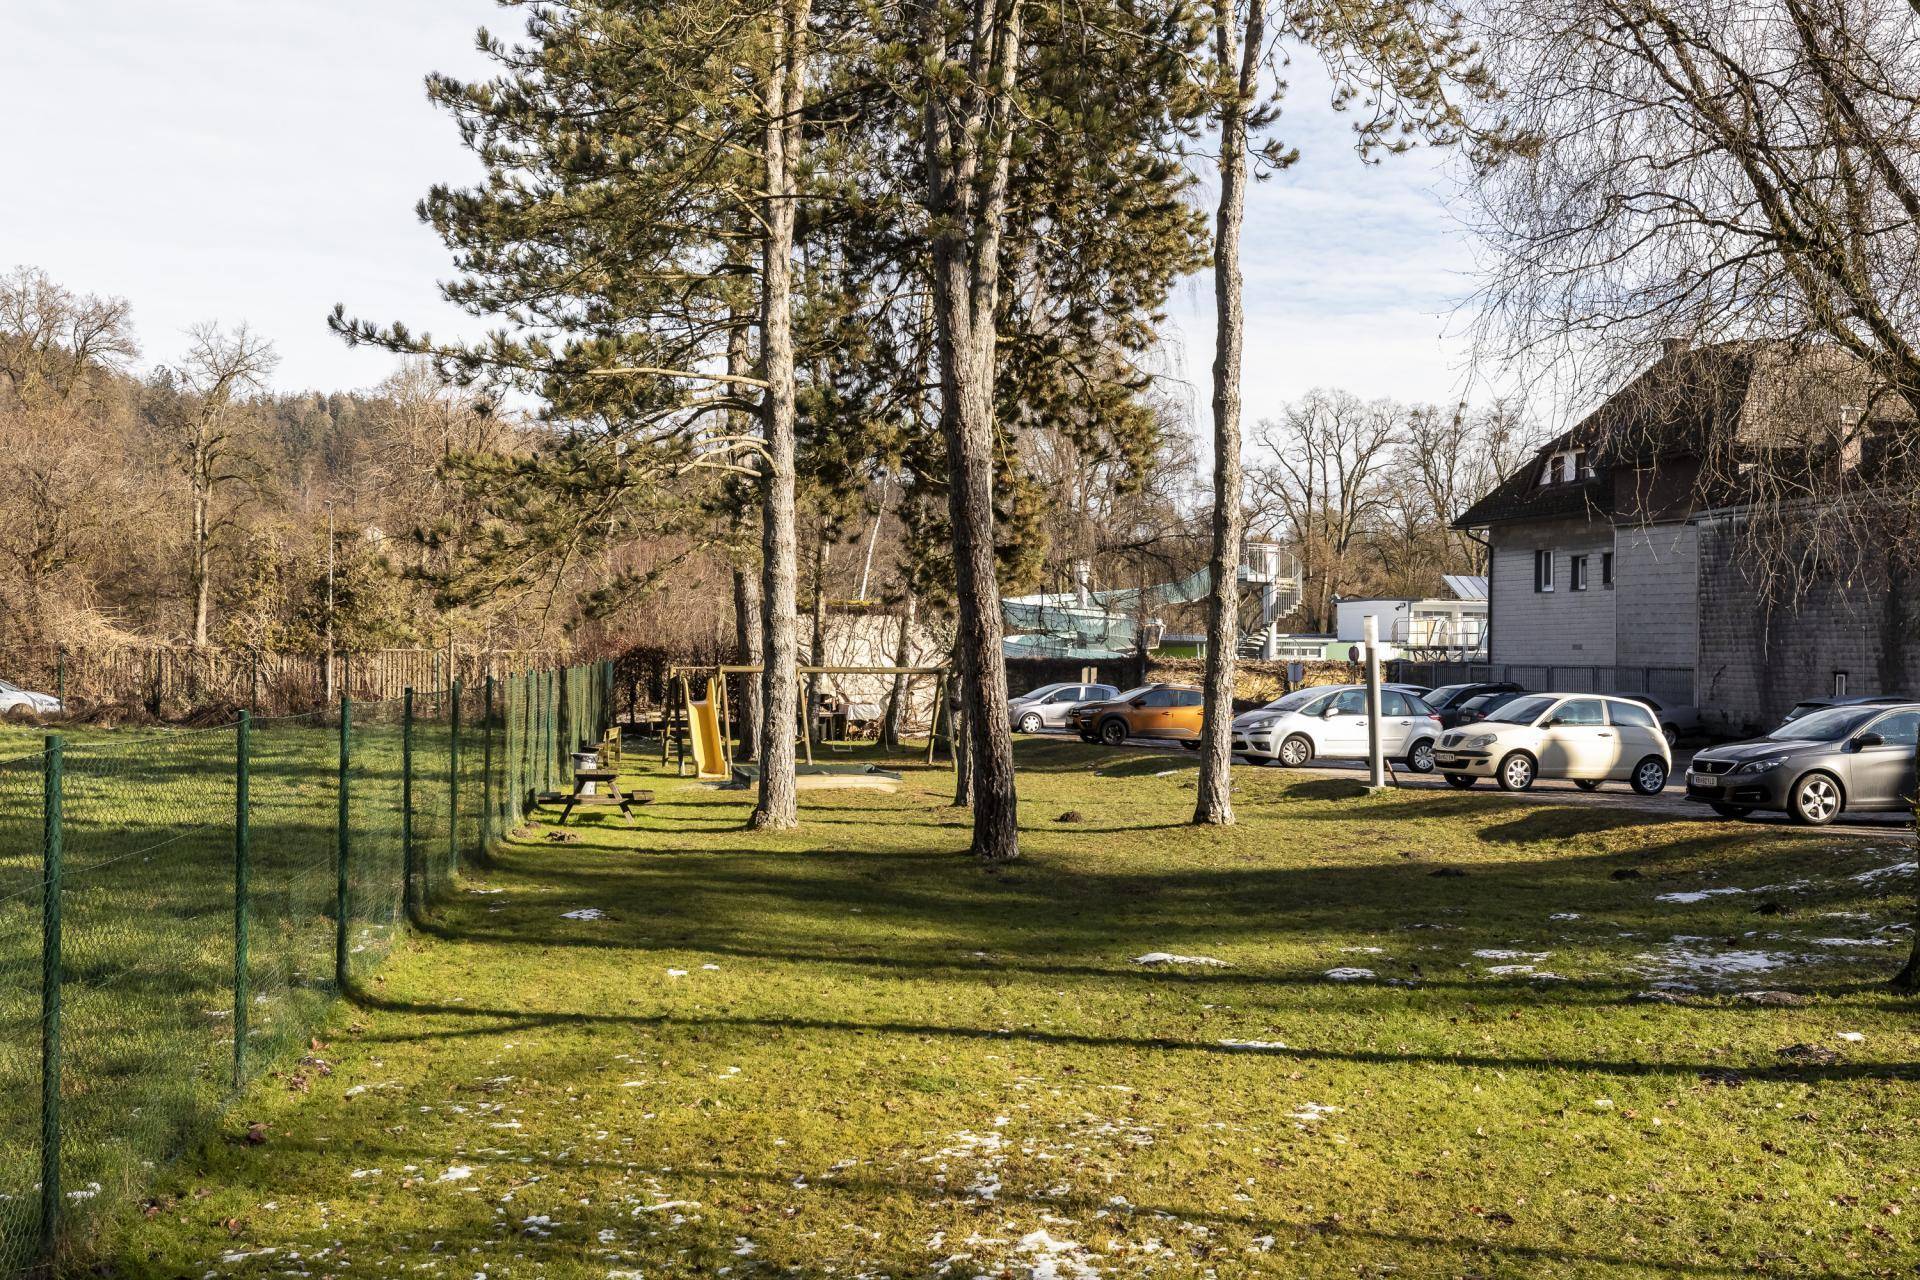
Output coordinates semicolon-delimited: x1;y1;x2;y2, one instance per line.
1364;613;1385;789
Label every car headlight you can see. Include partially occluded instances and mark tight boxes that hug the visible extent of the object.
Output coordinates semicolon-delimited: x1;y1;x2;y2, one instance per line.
1245;716;1278;731
1466;734;1495;749
1735;755;1789;774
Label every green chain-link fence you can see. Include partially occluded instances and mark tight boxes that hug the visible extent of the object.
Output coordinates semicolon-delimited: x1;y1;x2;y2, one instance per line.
0;661;612;1277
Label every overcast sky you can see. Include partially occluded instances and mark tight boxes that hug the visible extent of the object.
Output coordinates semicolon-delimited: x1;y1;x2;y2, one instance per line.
2;3;1494;428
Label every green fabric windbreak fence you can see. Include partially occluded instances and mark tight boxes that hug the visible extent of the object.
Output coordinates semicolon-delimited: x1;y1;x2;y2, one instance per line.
0;661;612;1277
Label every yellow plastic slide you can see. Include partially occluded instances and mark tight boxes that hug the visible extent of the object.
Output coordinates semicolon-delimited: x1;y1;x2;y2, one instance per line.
686;677;729;779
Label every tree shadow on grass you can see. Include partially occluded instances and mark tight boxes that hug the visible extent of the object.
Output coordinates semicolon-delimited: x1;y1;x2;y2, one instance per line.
345;988;1920;1084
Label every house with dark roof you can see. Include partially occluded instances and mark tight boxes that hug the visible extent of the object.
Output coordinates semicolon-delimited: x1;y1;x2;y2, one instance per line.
1452;340;1913;732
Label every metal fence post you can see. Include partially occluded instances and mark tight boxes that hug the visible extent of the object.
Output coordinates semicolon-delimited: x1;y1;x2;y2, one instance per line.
402;688;415;920
233;711;251;1089
482;675;495;849
450;678;463;872
39;734;64;1270
335;697;350;988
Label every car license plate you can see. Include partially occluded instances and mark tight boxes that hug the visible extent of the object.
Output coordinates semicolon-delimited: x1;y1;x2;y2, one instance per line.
1687;771;1719;791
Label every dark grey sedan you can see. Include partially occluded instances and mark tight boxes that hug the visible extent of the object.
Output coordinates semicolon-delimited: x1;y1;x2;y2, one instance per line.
1684;703;1920;825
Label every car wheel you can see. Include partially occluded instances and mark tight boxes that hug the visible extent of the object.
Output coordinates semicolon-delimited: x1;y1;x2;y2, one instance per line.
1098;718;1129;747
1018;712;1043;734
1787;771;1843;826
1404;740;1436;773
1630;756;1669;795
1709;801;1754;819
1663;723;1680;748
1574;779;1602;792
1444;772;1476;789
1278;734;1313;768
1496;752;1536;792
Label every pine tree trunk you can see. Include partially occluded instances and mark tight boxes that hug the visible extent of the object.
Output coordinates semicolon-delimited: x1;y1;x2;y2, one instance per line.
1193;2;1260;827
883;593;916;747
951;647;975;807
916;0;1025;861
750;0;810;831
1897;795;1920;990
733;564;764;762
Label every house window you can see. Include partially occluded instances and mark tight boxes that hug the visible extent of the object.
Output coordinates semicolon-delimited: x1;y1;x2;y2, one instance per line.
1572;450;1592;479
1533;550;1554;593
1570;555;1589;591
1835;671;1849;697
1601;551;1614;588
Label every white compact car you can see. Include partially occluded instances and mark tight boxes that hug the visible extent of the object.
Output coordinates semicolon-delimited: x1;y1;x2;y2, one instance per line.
0;678;63;718
1231;684;1442;772
1009;681;1119;733
1431;692;1671;793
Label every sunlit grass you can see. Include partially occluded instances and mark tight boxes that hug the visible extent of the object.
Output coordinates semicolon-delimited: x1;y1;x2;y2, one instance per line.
79;739;1920;1277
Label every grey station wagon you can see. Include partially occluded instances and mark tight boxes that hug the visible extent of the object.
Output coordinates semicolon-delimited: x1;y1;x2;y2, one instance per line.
1684;702;1920;825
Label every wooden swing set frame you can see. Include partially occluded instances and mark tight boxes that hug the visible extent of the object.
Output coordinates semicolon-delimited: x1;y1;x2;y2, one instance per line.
663;663;954;776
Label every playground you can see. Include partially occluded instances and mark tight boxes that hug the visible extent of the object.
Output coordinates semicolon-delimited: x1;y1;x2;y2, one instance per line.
109;736;1920;1279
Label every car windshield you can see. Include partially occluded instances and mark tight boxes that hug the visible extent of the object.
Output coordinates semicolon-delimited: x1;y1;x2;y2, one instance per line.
1487;694;1556;725
1768;705;1882;741
1015;684;1065;702
1106;686;1152;703
0;679;17;693
1423;684;1472;708
1261;687;1337;712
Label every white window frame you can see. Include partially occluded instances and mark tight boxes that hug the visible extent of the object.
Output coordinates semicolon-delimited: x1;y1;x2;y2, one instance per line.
1570;554;1589;592
1534;549;1555;593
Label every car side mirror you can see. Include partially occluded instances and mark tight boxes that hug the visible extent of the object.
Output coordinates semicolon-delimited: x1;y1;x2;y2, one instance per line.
1854;731;1885;749
1322;705;1341;718
1130;698;1146;708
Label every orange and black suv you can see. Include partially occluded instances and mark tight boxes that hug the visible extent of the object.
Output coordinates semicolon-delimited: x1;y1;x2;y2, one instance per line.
1069;683;1206;748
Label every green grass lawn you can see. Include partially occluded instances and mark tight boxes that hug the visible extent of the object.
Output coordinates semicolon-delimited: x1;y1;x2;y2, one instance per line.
92;739;1920;1278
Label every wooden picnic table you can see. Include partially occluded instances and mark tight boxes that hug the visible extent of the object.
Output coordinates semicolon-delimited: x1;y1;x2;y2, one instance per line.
557;768;652;825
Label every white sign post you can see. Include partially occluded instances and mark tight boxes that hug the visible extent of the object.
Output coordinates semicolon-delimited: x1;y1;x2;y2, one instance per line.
1364;614;1385;790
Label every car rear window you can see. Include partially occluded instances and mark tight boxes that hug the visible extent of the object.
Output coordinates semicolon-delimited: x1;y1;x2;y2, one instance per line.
1608;700;1656;729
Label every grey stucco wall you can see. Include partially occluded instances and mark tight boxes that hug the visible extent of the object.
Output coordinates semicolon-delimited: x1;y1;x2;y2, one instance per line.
1489;520;1618;666
1613;524;1699;669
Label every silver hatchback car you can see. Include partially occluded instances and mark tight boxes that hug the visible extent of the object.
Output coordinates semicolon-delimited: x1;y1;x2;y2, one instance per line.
1009;682;1119;733
1684;702;1920;825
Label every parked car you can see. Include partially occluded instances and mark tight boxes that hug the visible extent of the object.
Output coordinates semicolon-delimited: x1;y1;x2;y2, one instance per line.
1384;682;1431;699
1231;684;1443;772
1424;682;1528;729
1779;693;1910;725
1432;692;1671;794
1607;693;1697;746
1070;684;1205;747
1446;689;1529;728
1685;701;1920;825
1009;682;1119;733
0;677;63;718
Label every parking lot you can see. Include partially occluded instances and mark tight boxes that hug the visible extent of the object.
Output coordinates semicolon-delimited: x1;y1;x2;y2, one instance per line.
1035;728;1916;837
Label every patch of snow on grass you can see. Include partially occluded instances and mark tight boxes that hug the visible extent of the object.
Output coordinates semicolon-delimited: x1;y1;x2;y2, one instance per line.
1016;1228;1099;1280
1218;1039;1289;1052
1132;952;1227;967
1810;937;1891;947
1637;943;1793;986
1838;1031;1866;1043
1323;967;1374;981
438;1166;473;1182
1655;888;1750;905
561;909;605;921
1474;949;1549;961
1287;1102;1341;1123
1485;964;1536;976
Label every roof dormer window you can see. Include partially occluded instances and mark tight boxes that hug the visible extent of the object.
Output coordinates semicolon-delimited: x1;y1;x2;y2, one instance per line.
1537;448;1592;486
